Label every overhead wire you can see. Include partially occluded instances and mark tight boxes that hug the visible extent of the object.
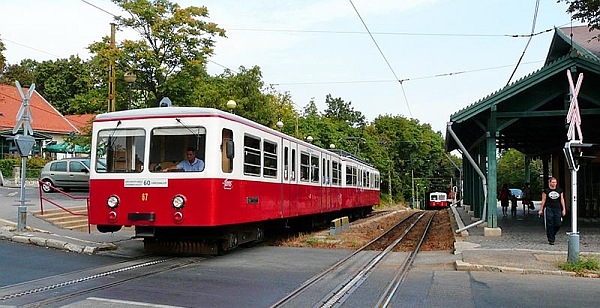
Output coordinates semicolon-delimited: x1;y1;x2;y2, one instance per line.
506;0;541;86
228;27;556;38
348;0;412;118
274;60;543;86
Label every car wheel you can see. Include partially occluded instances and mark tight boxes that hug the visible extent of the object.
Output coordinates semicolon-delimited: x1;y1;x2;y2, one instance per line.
41;180;55;193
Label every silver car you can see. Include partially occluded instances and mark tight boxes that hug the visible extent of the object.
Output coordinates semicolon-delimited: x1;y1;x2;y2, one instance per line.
39;158;105;193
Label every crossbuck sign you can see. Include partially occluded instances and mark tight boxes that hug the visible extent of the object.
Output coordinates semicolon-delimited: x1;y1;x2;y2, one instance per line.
566;71;583;141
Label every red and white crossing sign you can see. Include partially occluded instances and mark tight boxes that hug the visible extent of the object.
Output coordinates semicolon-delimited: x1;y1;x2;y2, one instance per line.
12;81;35;136
566;71;583;141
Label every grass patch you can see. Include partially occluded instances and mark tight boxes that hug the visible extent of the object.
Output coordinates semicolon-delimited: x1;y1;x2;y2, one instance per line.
559;256;600;275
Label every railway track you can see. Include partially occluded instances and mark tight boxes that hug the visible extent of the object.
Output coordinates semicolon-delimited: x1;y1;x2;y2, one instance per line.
270;211;437;308
0;257;204;307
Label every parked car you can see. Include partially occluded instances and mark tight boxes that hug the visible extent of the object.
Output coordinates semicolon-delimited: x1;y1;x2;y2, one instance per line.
39;158;105;193
509;188;523;200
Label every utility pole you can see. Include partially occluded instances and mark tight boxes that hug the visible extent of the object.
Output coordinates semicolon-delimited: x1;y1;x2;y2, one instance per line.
108;23;116;112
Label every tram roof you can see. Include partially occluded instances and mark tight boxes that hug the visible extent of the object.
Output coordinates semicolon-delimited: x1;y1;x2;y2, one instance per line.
94;107;230;121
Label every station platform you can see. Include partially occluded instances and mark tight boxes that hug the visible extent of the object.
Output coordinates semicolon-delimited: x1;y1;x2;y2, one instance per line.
451;202;600;277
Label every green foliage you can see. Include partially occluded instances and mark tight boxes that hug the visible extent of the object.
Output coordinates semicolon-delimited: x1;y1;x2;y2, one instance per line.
88;0;227;107
497;149;543;199
0;35;5;73
559;0;600;33
1;59;38;87
0;158;48;178
34;56;95;115
559;256;600;275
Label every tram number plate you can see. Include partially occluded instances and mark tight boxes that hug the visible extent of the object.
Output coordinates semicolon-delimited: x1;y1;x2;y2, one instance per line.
128;213;156;222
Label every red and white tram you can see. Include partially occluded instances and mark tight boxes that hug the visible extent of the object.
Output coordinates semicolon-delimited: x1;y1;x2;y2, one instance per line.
88;106;380;252
427;192;449;210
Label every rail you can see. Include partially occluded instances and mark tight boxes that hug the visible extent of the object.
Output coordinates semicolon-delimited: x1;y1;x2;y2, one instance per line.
269;212;425;308
37;180;90;233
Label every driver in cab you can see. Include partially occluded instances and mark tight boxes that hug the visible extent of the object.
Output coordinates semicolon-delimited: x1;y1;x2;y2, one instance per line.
163;147;204;172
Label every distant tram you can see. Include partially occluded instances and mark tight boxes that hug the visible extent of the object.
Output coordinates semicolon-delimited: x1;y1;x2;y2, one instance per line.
427;192;449;210
88;106;380;253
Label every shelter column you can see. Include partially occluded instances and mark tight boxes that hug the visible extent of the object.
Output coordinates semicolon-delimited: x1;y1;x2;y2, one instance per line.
486;106;500;234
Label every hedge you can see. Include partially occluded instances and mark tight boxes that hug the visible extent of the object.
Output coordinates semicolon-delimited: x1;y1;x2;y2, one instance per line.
0;158;49;179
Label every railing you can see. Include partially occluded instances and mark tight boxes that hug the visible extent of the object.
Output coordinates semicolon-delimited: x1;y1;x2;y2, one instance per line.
38;180;90;233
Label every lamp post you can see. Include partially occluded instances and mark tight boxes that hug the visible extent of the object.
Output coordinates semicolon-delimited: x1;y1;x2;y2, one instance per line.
124;71;136;109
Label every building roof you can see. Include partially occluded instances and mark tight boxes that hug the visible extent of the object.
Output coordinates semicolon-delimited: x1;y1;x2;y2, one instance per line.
446;26;600;156
65;114;95;133
546;25;600;64
0;84;80;135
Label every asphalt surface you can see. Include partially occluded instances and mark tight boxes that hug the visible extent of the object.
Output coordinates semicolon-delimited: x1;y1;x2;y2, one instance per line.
1;182;599;276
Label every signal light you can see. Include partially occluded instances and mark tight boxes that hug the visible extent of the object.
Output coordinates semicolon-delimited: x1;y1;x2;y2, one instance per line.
174;212;183;223
108;211;117;222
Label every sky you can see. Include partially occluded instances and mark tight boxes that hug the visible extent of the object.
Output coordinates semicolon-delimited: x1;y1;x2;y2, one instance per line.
0;0;584;133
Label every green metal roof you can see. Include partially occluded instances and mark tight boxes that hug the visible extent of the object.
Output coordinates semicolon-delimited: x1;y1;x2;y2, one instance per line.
446;51;600;155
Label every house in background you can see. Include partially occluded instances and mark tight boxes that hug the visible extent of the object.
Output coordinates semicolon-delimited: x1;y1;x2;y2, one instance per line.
0;84;94;159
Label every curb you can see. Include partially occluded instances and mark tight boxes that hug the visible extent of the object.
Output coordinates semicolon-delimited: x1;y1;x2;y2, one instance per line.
454;259;577;276
0;221;117;255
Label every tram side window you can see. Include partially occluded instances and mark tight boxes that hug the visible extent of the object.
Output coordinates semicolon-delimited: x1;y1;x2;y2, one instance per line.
322;158;327;184
263;140;277;178
291;149;296;181
332;161;340;185
352;166;358;186
221;129;234;173
149;126;206;172
284;147;289;180
300;152;309;182
311;155;319;183
346;165;353;185
244;135;261;176
97;128;146;173
358;169;363;187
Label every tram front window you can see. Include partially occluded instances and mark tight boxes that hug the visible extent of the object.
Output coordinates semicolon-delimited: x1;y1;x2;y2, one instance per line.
96;128;146;173
149;126;206;172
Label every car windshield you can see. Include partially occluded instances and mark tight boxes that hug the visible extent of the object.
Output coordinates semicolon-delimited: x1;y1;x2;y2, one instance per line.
81;160;90;168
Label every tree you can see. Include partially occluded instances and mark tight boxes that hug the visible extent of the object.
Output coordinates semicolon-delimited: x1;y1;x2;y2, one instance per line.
90;0;226;107
1;59;38;87
364;114;448;203
34;56;95;114
497;149;543;199
0;35;5;74
560;1;600;32
323;94;366;128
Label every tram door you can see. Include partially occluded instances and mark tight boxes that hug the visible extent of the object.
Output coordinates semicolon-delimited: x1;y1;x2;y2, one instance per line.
322;154;332;211
282;140;297;217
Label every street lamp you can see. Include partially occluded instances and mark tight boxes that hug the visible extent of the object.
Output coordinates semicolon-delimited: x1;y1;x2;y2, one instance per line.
306;136;313;143
124;71;136;109
276;120;284;130
227;100;237;113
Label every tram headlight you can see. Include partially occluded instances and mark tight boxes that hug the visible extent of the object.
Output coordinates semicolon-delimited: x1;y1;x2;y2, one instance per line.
172;195;186;209
107;195;120;209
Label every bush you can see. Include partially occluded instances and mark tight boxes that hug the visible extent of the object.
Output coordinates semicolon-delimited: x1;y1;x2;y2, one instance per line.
559;256;600;275
0;158;49;178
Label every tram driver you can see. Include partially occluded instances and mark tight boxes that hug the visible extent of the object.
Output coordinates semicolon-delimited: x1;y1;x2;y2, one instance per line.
162;147;205;172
